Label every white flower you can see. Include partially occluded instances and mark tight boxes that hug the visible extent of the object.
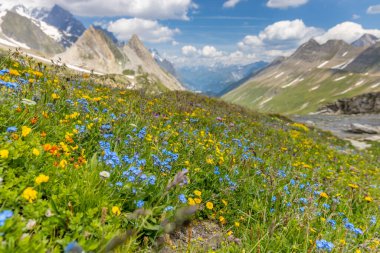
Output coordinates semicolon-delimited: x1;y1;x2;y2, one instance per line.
99;171;110;179
21;99;37;106
26;219;36;230
45;209;53;217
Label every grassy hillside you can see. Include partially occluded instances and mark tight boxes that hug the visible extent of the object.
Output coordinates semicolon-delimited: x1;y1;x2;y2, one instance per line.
0;53;379;252
223;69;380;115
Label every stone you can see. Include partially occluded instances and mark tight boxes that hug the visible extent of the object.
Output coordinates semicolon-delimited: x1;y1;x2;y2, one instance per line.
346;123;380;134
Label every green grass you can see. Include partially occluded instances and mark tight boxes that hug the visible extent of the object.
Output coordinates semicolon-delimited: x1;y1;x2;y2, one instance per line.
0;53;379;252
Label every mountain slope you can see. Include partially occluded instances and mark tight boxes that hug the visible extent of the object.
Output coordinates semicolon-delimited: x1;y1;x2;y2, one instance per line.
0;11;64;55
223;38;380;114
351;34;378;48
57;27;184;91
345;42;380;73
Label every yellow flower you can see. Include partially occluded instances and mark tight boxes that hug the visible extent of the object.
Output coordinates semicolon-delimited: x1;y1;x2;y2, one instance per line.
339;239;346;245
194;190;202;197
112;206;121;216
234;222;240;227
364;196;373;202
0;149;9;159
22;126;32;137
145;134;153;142
22;187;37;203
32;148;40;156
51;93;60;99
227;231;233;236
219;216;226;224
59;159;68;168
222;199;228;206
348;183;359;189
320;192;329;199
206;202;213;210
194;198;202;204
35;174;49;185
9;69;20;76
188;198;196;206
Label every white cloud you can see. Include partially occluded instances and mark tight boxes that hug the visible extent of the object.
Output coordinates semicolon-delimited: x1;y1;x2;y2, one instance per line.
267;0;308;9
223;0;241;8
0;0;197;20
201;46;223;58
182;45;198;56
107;18;180;43
352;14;360;20
238;19;323;51
315;22;380;44
367;5;380;14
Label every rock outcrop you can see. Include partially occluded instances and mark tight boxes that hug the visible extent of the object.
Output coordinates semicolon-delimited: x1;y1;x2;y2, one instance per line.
318;92;380;114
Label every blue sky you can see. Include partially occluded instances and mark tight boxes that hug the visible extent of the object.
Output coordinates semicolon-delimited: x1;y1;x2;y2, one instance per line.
3;0;380;66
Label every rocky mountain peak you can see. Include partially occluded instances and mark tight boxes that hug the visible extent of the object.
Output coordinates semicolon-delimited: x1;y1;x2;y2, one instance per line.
351;33;378;48
128;34;154;61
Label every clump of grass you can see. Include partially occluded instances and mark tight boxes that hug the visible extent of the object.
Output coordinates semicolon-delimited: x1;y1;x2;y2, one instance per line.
0;51;379;252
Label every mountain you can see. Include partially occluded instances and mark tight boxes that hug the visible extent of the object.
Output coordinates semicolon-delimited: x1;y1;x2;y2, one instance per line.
150;48;177;77
0;4;85;48
351;34;378;48
57;27;184;91
43;4;86;47
0;10;64;55
345;42;380;73
223;38;380;114
177;62;267;96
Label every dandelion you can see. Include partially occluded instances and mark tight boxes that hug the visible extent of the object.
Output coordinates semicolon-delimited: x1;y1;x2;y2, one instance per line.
0;150;9;159
188;198;196;206
219;216;226;224
316;239;334;252
35;174;49;185
194;198;202;204
349;184;359;189
51;93;60;99
320;192;329;199
32;148;40;156
194;190;202;196
22;187;37;203
234;221;240;227
112;206;121;216
364;196;373;202
206;202;213;210
21;126;32;137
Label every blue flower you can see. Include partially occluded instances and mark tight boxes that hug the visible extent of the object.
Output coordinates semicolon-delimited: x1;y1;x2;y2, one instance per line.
6;126;17;133
178;194;187;204
0;210;13;226
316;239;334;252
164;206;174;212
147;175;156;185
370;216;376;225
64;241;83;253
299;198;308;204
136;200;145;208
322;203;330;209
327;219;336;229
271;196;277;202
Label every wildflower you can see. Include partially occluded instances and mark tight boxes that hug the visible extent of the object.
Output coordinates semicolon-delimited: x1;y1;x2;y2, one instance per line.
178;194;187;204
32;148;40;156
271;196;277;202
21;126;32;137
234;221;240;227
364;196;373;202
51;93;60;99
25;219;36;230
59;160;68;168
22;187;37;203
322;203;330;209
222;199;228;206
136;200;145;208
21;99;37;106
219;216;226;224
112;206;121;216
194;198;202;204
9;69;20;76
206;202;213;210
64;241;83;253
0;150;9;159
6;126;17;133
370;216;376;225
45;209;53;217
188;198;196;206
164;206;174;212
316;239;334;252
320;192;329;199
99;171;110;179
194;190;202;197
327;219;336;229
0;210;13;226
35;174;49;185
349;184;359;189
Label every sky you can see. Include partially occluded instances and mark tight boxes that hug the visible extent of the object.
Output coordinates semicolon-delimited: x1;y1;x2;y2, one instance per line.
1;0;380;66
